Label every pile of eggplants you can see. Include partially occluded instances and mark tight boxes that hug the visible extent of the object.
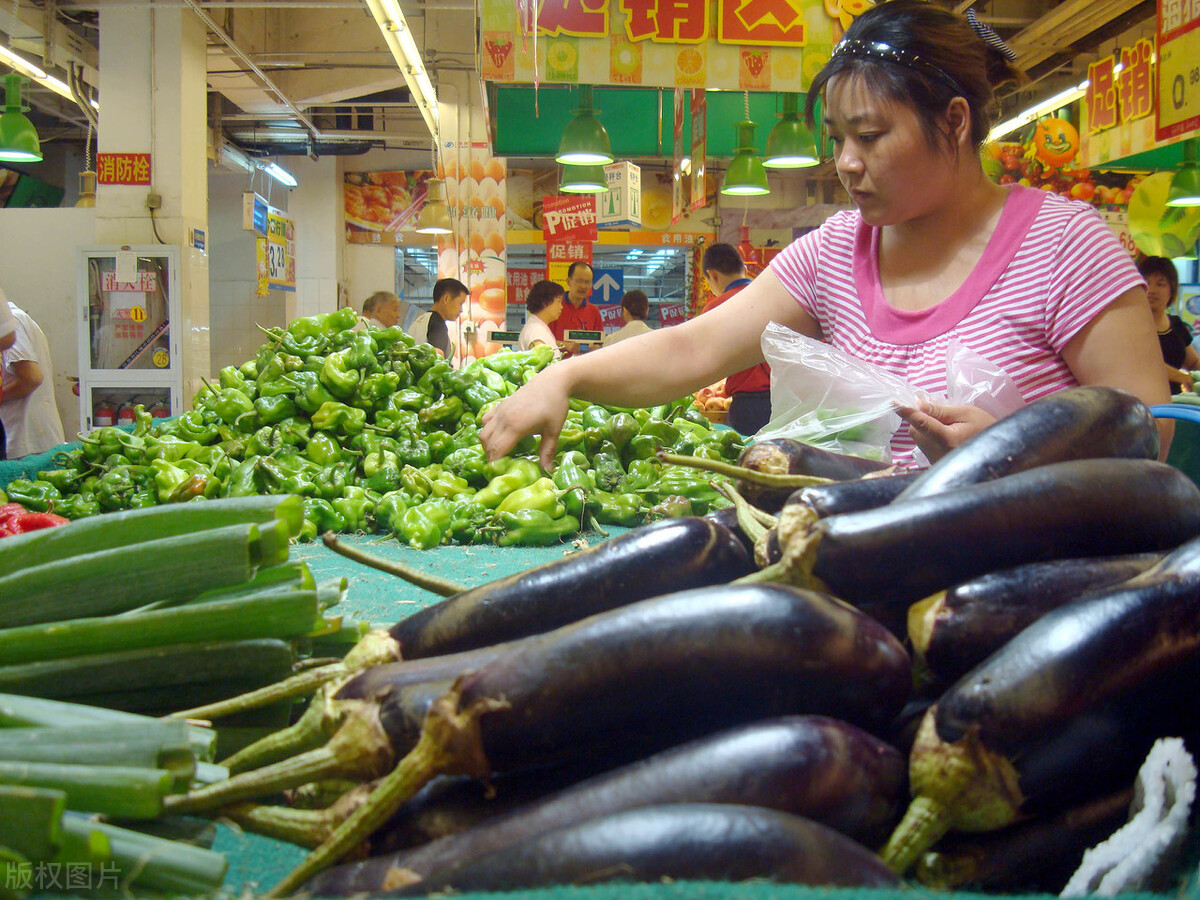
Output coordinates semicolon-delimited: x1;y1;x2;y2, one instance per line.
163;385;1200;898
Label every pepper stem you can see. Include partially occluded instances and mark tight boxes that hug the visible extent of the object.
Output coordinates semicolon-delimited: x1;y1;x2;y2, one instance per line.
656;450;834;489
322;532;466;597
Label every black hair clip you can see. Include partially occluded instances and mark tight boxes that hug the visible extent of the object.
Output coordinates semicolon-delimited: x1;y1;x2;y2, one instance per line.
966;8;1017;61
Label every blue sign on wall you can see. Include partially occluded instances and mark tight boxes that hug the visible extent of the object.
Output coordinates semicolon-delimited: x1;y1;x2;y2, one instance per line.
591;268;624;305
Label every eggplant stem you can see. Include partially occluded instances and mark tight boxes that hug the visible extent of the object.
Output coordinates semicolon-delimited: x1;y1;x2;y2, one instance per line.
222;802;331;849
733;560;788;584
166;702;393;814
879;794;955;875
322;532;466;597
656;450;834;489
169;663;343;723
710;481;774;544
263;682;509;898
218;690;340;774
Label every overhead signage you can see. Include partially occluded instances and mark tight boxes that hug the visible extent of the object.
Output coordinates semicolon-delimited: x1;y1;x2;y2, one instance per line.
1156;0;1200;141
266;208;296;292
542;195;599;242
598;161;643;228
480;0;835;91
100;271;157;293
591;268;624;305
96;153;152;185
507;267;547;306
242;191;269;236
1086;37;1155;135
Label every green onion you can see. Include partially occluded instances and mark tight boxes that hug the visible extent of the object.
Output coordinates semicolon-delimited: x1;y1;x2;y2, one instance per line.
0;785;65;861
0;495;302;577
0;522;291;629
0;590;326;666
0;761;174;820
0;694;217;762
61;812;227;895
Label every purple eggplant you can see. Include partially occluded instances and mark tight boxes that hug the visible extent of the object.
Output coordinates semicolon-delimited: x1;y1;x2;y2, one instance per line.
909;552;1161;687
305;716;907;895
735;439;890;511
386;804;899;895
897;386;1158;501
880;533;1200;873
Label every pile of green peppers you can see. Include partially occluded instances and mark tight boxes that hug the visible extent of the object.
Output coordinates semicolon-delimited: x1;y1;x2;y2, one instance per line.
21;307;746;548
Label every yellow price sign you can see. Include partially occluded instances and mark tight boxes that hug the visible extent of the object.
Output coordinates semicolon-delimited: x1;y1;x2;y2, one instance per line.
152;349;170;368
129;306;147;322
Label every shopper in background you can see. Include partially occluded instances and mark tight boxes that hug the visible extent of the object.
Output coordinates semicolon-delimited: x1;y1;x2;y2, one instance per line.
362;291;403;329
701;242;772;435
481;0;1168;470
408;277;468;361
602;290;653;347
550;261;603;357
518;280;565;359
1;295;65;458
0;296;16;460
1138;255;1197;394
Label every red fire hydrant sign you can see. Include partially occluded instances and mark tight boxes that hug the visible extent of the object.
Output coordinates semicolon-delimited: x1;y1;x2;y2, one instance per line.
96;153;152;185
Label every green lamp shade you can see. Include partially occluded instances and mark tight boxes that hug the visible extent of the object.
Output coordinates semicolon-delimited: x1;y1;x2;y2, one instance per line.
721;120;770;196
1166;165;1200;208
556;85;614;165
0;74;41;163
763;93;819;168
560;164;609;194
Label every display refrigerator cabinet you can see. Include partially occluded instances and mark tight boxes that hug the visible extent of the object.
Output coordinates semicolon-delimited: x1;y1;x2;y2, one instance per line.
76;245;183;434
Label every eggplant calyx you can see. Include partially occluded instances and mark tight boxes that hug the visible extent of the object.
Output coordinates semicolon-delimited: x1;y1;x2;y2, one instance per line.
881;708;1023;874
343;628;403;669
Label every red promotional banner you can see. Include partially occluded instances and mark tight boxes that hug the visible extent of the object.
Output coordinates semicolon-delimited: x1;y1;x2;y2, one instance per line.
542;195;599;241
659;302;689;327
507;267;546;305
96;153;152;185
599;305;625;329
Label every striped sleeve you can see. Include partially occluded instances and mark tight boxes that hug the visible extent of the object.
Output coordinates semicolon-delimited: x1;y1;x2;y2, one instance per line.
767;211;859;331
1041;198;1145;351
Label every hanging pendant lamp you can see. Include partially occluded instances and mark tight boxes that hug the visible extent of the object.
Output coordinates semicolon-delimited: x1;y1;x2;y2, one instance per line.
1166;139;1200;208
763;93;819;168
559;164;609;194
556;85;614;166
0;74;42;163
720;120;770;196
415;177;454;234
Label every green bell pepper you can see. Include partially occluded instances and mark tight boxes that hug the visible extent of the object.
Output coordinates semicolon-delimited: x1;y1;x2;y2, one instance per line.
396;499;454;549
311;401;367;436
286;371;339;415
4;479;62;512
593;490;646;527
374;490;414;533
321;350;362;399
474;458;543;509
254;394;298;426
353;372;401;408
441;446;491;486
418;396;465;431
496;509;581;547
305;432;344;467
313;461;354;500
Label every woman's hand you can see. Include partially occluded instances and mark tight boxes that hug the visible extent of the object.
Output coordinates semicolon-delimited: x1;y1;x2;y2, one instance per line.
480;366;572;470
896;400;995;463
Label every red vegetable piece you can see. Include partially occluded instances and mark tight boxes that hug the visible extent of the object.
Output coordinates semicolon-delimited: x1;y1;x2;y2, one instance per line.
9;512;70;533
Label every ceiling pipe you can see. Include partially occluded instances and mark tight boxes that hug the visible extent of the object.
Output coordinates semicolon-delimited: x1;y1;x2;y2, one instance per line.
180;0;322;142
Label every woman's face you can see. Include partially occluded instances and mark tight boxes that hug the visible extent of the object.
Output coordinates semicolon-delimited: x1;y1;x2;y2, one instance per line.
1144;272;1174;316
824;74;954;226
542;295;564;324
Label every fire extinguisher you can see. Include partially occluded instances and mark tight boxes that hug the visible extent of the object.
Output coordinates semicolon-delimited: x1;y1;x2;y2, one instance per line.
93;400;116;428
116;403;137;427
150;402;170;419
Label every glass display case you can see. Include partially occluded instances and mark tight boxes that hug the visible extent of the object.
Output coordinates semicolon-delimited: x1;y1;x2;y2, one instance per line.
76;245;182;433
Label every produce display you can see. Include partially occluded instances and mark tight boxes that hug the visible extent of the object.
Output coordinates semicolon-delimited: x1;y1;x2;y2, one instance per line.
9;308;745;549
2;385;1198;900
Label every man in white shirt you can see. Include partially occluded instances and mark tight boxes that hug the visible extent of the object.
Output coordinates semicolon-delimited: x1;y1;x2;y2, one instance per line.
1;294;66;458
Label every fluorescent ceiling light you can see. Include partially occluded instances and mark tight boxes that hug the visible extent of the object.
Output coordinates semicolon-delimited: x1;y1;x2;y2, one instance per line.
362;0;438;139
0;44;95;108
262;161;297;187
989;80;1088;142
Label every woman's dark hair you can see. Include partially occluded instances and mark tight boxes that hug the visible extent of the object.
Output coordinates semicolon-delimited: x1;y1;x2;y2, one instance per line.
805;0;1023;152
526;279;565;315
621;289;649;320
1137;255;1180;303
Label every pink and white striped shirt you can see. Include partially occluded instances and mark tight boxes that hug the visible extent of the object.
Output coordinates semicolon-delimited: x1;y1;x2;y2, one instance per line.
769;185;1144;465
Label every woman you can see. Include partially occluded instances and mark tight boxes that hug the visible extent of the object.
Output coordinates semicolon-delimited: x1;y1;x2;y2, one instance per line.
602;290;654;346
1138;255;1197;394
518;280;565;358
482;0;1167;471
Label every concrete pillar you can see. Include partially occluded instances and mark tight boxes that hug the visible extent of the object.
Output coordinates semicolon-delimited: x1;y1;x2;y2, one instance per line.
95;6;209;402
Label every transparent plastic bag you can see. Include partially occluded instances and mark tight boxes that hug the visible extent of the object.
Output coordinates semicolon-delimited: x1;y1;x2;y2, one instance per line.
754;323;1025;462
